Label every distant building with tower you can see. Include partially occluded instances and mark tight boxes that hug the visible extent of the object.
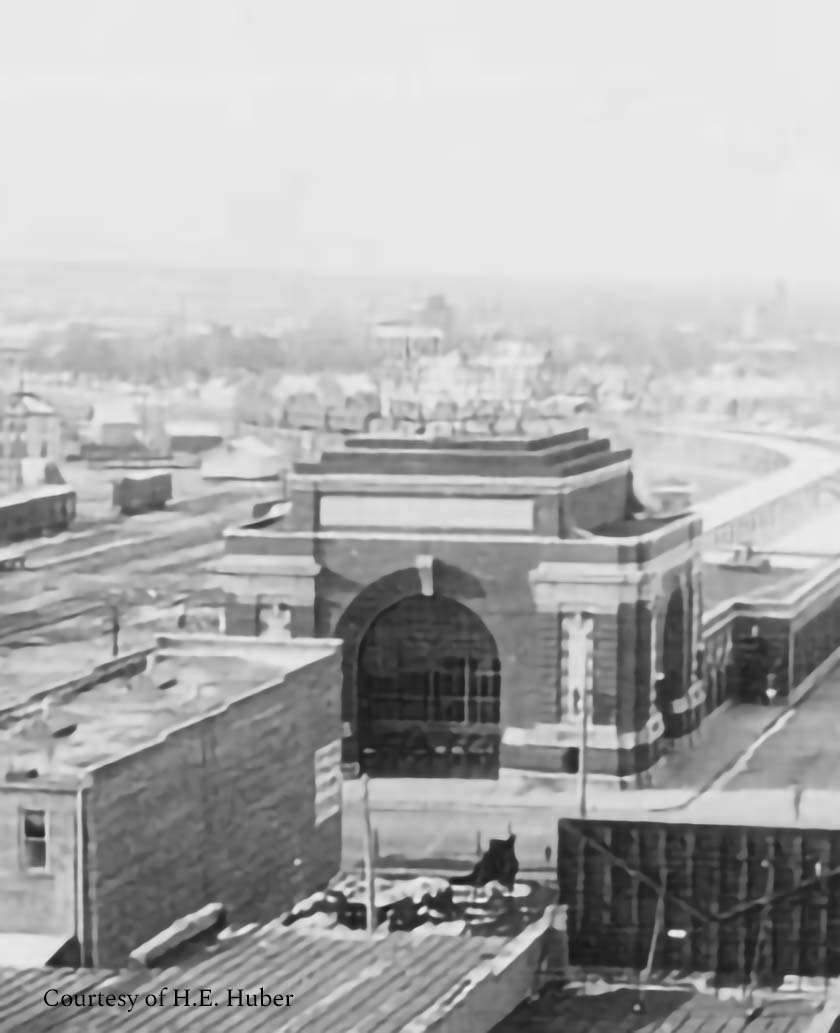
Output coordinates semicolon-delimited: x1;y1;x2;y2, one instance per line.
371;294;455;365
0;391;63;489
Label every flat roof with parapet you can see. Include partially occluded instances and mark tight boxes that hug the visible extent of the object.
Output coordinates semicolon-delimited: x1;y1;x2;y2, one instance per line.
294;427;632;479
701;561;809;609
0;634;339;788
114;470;171;482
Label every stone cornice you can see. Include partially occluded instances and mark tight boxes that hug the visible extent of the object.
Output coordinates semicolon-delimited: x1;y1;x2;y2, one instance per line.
501;710;664;752
287;459;633;496
529;543;701;613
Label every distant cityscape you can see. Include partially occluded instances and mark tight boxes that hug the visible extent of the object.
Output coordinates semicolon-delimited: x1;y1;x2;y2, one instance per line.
3;270;840;1032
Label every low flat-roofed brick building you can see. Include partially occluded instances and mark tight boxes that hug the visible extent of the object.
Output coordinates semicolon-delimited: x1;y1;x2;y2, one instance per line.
207;427;705;781
0;633;342;969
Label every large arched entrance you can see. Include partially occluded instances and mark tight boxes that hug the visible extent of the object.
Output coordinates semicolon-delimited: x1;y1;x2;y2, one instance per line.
357;594;501;778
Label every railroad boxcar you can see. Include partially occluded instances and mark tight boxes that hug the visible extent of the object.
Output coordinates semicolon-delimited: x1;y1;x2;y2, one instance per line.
112;470;173;516
0;485;77;544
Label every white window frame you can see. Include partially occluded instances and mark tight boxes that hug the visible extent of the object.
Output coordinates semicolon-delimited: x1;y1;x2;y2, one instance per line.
20;807;49;874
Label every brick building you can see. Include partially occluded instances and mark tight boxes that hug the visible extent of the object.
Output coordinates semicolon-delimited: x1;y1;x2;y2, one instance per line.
0;633;342;969
207;427;704;781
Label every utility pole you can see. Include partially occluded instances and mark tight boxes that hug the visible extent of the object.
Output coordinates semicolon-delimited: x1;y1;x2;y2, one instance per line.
361;774;377;936
109;602;120;657
254;594;264;638
579;677;589;820
572;611;591;820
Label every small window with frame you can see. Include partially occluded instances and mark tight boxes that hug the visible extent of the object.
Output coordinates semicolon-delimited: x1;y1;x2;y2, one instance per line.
21;809;47;871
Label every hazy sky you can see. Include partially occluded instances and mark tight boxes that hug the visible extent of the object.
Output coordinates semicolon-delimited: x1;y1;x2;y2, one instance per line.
1;0;840;280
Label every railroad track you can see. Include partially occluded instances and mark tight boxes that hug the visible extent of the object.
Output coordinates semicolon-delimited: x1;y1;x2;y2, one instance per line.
5;487;273;568
16;499;257;575
0;540;222;643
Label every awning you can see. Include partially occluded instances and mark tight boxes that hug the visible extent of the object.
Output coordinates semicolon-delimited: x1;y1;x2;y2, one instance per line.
0;933;72;967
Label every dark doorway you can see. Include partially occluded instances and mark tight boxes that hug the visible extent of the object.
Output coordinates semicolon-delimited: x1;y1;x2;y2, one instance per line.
662;587;685;707
357;594;501;778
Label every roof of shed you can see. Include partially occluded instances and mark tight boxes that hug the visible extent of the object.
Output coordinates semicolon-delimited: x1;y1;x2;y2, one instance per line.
0;924;509;1033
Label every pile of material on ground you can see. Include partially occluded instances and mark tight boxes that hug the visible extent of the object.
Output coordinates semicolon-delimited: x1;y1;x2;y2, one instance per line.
285;834;556;937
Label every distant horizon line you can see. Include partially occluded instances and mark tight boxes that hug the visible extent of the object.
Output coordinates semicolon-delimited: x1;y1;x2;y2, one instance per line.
0;257;828;292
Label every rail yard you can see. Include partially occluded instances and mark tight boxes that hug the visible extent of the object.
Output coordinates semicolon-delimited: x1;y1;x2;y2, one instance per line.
0;475;279;684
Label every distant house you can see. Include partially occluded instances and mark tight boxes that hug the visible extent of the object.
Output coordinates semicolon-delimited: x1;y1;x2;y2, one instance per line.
274;374;326;430
325;374;381;433
0;337;28;388
86;401;142;448
0;391;63;488
472;340;551;396
373;321;446;364
201;436;288;481
525;394;594;419
165;420;225;455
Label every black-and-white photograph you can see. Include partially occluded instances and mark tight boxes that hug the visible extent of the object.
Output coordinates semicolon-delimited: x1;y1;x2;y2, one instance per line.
2;1;840;1030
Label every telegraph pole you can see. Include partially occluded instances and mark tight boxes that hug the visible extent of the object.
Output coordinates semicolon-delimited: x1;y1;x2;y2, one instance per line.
362;775;377;936
579;678;589;819
109;602;120;657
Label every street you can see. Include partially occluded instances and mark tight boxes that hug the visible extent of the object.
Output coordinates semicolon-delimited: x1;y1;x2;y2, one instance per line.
340;670;840;868
723;668;840;792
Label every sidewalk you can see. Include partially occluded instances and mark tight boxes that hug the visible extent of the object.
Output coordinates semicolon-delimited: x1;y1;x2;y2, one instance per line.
344;653;840;819
341;703;778;815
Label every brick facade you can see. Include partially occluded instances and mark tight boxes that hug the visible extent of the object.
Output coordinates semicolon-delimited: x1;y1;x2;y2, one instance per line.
82;649;341;967
217;527;702;779
209;430;706;781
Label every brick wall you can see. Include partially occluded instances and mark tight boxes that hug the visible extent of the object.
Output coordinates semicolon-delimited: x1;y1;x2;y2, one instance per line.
83;650;341;968
224;600;316;639
561;473;630;533
318;539;560;764
0;788;77;937
591;611;619;725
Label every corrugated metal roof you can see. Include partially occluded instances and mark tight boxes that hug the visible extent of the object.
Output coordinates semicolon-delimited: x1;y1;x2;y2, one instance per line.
0;925;506;1032
0;964;121;1033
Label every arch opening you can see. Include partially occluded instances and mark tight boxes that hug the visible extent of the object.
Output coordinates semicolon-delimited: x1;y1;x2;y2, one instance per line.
356;594;501;779
662;587;686;705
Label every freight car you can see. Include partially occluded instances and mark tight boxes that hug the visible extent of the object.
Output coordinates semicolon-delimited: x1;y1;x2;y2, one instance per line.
112;470;173;516
0;484;77;544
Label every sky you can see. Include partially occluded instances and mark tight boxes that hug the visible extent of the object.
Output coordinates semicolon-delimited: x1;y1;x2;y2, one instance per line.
1;0;840;281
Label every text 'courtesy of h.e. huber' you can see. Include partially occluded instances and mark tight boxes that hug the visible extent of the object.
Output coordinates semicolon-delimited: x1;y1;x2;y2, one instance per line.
44;987;295;1012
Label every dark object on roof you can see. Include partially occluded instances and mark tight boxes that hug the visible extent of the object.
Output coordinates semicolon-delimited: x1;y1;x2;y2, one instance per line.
252;497;286;519
450;834;519;890
42;461;65;485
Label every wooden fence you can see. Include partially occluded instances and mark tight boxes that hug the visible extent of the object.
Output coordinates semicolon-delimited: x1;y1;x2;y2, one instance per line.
557;817;840;982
